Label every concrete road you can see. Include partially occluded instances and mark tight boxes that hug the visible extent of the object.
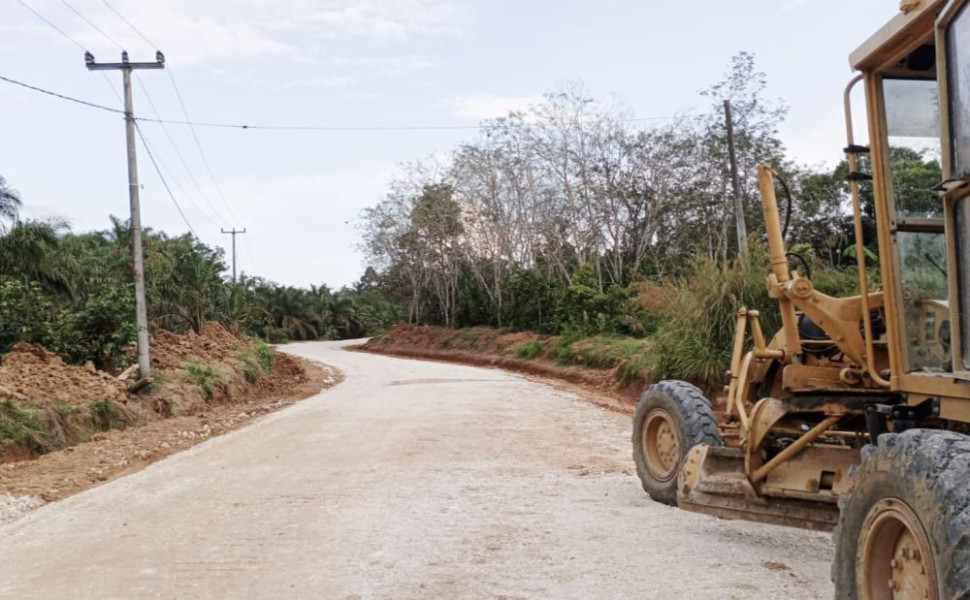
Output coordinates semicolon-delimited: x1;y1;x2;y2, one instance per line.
0;341;834;599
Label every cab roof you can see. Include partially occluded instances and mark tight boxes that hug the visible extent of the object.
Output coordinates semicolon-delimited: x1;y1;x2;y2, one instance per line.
850;0;945;71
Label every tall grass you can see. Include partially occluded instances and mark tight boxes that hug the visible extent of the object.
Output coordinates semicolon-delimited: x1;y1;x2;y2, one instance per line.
633;245;779;385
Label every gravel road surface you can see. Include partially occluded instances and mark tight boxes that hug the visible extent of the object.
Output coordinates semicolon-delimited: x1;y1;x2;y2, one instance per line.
0;340;834;599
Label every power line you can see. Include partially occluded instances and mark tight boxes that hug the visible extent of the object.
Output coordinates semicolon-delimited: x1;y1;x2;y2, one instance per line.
135;122;198;236
0;74;123;115
13;0;87;51
94;1;240;224
57;0;124;50
166;71;239;223
135;115;221;229
100;0;154;48
0;73;711;132
136;75;226;227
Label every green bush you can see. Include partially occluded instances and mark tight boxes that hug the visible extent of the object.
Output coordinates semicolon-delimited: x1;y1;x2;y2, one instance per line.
53;286;136;371
0;280;55;352
514;339;544;359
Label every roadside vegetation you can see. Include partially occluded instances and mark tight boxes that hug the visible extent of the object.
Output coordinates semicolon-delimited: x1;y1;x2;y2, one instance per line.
0;178;399;374
359;53;936;390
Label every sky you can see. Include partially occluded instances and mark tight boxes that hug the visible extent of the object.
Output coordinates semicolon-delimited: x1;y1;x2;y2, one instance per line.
0;0;901;288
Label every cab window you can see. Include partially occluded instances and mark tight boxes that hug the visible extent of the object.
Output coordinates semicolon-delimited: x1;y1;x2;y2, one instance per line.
882;72;950;372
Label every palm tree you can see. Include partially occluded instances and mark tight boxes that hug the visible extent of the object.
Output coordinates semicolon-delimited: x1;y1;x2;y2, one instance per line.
0;175;22;232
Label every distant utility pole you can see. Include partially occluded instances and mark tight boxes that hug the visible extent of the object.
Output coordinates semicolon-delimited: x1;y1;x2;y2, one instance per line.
86;51;165;380
724;100;747;254
221;228;247;283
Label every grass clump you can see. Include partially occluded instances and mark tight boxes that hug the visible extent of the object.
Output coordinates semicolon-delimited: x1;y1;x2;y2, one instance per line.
237;340;277;383
515;339;544;359
0;399;55;453
89;400;128;432
185;359;220;399
633;245;777;385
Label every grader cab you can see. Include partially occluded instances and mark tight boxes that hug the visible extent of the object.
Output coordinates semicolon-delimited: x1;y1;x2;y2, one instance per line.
633;1;970;597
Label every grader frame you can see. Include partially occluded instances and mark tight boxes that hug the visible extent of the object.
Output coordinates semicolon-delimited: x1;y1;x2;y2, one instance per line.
633;1;970;597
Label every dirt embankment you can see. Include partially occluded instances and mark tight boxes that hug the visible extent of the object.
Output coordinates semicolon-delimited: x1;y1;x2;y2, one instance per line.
358;324;654;412
0;324;339;517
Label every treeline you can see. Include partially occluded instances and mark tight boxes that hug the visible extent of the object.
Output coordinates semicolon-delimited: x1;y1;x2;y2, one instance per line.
360;53;941;344
0;176;399;370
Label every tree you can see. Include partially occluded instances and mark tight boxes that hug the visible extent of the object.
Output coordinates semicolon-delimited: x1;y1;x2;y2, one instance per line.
0;175;22;232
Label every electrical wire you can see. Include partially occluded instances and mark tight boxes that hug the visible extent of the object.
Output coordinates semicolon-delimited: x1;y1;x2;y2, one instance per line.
134;122;198;236
94;1;241;225
100;0;154;48
13;0;87;51
0;73;713;133
130;113;707;132
0;74;123;115
57;0;124;51
166;71;239;223
136;76;226;227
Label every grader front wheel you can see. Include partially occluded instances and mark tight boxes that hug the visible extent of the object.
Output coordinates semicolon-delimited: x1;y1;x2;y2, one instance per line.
632;380;721;505
832;430;970;600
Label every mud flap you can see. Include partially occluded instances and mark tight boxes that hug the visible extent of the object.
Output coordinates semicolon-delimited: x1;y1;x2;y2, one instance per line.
677;444;839;532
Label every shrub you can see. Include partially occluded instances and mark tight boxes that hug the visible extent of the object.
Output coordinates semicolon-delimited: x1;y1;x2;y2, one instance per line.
53;286;136;371
0;281;55;353
515;339;544;359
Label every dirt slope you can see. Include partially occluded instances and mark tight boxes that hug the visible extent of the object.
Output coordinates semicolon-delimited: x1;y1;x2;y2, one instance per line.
0;324;340;520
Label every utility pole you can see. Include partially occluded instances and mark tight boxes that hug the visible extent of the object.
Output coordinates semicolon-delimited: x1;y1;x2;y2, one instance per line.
724;100;747;254
221;228;247;283
86;51;165;380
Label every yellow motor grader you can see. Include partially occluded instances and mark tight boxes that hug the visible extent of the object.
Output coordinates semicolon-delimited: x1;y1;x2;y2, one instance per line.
632;1;970;597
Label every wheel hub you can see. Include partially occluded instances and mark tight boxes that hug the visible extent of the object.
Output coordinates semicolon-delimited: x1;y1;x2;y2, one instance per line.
642;409;681;481
858;497;937;600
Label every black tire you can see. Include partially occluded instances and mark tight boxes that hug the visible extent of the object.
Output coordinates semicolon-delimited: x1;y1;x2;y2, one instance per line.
632;380;722;505
832;429;970;600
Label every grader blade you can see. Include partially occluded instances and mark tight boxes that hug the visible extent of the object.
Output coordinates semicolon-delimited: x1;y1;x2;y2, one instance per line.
677;444;839;532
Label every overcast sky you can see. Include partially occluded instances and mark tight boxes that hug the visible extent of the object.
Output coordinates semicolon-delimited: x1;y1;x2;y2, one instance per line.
0;0;900;288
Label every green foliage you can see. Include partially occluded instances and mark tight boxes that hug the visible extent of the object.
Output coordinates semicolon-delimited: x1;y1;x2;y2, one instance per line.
236;351;261;383
236;340;276;383
0;399;53;453
184;360;219;399
514;339;544;359
0;280;55;352
253;339;275;371
53;286;136;370
638;245;778;385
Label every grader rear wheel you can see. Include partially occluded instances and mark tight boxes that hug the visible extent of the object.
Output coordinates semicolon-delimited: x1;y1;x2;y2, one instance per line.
833;430;970;600
632;380;721;505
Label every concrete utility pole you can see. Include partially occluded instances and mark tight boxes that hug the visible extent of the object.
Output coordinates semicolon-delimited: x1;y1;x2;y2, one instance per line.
724;100;747;254
221;228;247;283
86;51;165;380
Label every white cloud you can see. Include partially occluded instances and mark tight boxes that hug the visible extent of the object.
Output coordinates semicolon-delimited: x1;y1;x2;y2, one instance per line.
13;0;468;68
445;93;544;120
273;0;469;40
